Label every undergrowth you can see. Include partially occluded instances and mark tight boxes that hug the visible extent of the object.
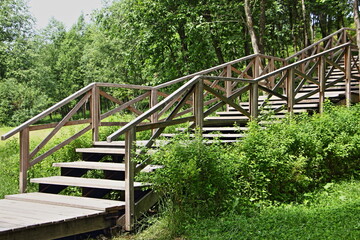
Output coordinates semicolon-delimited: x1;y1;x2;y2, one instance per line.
131;104;360;239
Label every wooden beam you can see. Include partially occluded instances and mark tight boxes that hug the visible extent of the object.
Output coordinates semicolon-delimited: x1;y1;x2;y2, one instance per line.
250;83;259;118
287;68;295;113
91;86;100;142
194;80;204;131
318;56;326;113
150;89;158;134
226;65;232;111
19;128;29;193
124;127;136;232
28;119;92;131
344;45;352;107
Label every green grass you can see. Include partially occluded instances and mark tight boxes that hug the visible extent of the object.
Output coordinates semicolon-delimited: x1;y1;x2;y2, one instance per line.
114;180;360;240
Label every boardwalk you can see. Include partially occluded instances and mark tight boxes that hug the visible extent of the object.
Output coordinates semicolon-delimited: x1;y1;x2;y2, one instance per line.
0;193;124;240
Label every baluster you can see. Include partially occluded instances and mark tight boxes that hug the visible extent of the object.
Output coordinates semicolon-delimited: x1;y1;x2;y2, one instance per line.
150;89;158;135
344;45;352;107
91;85;100;142
124;127;136;231
319;56;326;113
226;65;232;111
287;68;294;113
194;80;204;132
19;127;29;193
250;82;259;119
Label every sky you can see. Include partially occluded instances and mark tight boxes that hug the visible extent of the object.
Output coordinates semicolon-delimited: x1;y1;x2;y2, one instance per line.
27;0;108;30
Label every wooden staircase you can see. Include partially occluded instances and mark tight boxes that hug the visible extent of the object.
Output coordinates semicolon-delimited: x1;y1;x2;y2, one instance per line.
1;27;360;239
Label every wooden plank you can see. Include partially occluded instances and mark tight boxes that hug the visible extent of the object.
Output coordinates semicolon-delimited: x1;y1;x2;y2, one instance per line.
124;127;136;231
76;147;136;155
93;140;168;147
154;54;258;89
0;211;110;240
176;127;249;132
160;133;244;138
53;161;162;172
28;119;92;131
5;192;125;211
95;82;153;90
19;128;29;193
0;200;101;219
30;176;148;190
206;115;286;120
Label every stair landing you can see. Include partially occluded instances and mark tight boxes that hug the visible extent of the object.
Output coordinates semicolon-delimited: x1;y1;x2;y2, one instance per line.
0;192;124;240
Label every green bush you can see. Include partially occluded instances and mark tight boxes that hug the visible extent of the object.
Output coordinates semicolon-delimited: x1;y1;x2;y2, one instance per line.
138;133;240;216
234;104;360;202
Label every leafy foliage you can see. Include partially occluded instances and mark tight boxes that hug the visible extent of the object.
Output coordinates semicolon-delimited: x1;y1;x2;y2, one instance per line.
138;133;239;216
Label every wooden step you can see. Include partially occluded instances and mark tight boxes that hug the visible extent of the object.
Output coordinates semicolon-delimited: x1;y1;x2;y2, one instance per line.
53;161;162;173
160;133;244;138
217;109;307;116
206;115;286;121
231;103;319;109
93;140;168;148
176;127;249;132
75;147;156;155
30;176;149;190
5;192;125;212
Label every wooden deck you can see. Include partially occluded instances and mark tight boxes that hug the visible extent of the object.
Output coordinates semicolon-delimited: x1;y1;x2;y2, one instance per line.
0;193;124;240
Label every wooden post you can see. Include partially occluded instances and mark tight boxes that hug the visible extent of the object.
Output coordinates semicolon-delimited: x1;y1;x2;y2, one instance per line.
344;45;352;107
269;58;275;88
194;80;204;132
319;56;326;113
250;82;258;119
342;29;347;44
124;127;136;231
287;68;294;113
19;127;29;193
91;85;100;142
150;89;158;135
226;65;232;111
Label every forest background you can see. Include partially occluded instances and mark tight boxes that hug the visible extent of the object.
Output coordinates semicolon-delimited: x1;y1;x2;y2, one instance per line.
0;0;357;126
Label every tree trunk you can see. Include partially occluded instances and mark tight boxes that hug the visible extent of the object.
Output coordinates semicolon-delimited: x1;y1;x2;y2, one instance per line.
354;0;360;63
259;0;266;53
203;10;225;64
301;0;311;47
244;0;261;54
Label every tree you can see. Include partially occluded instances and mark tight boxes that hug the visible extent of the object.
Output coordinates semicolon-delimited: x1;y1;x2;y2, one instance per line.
244;0;261;54
353;0;360;63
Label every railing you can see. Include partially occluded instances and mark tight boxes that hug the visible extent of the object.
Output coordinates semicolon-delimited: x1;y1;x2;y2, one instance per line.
107;41;359;231
0;82;158;193
1;27;359;231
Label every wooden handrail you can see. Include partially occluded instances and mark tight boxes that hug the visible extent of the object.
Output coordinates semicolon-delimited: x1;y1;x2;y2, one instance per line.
154;54;285;89
286;28;355;61
107;75;202;141
255;42;352;82
1;83;95;140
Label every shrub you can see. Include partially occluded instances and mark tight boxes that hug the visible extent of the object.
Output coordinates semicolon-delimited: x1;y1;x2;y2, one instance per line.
138;133;240;216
